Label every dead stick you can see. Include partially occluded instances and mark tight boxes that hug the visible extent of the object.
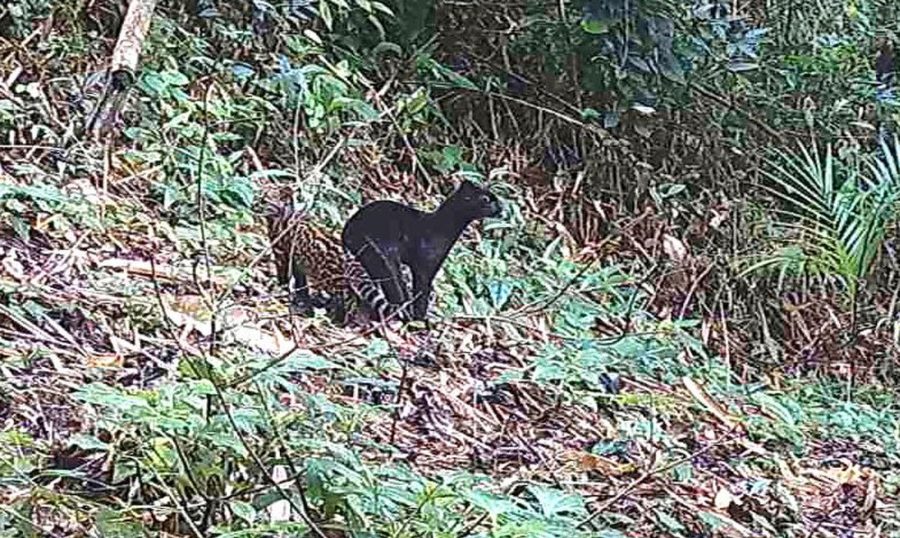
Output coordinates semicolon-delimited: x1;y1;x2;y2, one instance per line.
87;0;158;136
577;430;741;529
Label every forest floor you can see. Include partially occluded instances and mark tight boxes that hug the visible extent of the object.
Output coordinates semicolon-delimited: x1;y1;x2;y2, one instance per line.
1;5;900;538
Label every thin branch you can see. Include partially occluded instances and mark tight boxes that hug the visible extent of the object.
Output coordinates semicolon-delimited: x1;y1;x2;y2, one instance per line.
577;430;742;529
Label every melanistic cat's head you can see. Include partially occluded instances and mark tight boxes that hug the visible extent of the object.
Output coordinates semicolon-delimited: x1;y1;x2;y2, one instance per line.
452;180;502;219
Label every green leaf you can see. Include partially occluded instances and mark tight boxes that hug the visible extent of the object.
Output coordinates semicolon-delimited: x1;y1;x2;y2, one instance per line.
68;434;111;451
699;511;729;531
319;1;333;30
533;356;566;383
373;41;403;57
9;214;30;240
371;1;394;16
94;508;144;538
367;13;385;38
488;280;514;308
204;431;248;457
285;352;339;370
466;490;518;517
728;61;759;72
303;29;323;45
402;89;429;116
163;70;190;86
581;107;602;121
229;500;257;524
75;383;151;414
654;510;686;532
528;485;586;518
446;70;478;91
581;18;611;35
140;72;166;95
751;393;799;427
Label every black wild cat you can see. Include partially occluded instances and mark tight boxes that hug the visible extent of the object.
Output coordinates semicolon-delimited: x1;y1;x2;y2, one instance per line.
342;180;502;322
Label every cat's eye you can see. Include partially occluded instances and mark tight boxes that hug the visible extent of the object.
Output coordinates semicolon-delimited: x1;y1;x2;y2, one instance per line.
479;194;491;204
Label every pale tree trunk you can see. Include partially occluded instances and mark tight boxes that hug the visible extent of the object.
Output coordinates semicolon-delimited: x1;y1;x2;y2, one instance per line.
87;0;158;139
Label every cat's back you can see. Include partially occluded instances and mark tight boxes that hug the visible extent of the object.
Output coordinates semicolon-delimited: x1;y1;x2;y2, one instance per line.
352;199;420;221
343;199;421;246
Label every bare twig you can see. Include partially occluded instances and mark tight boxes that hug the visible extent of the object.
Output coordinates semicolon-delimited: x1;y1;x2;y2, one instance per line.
577;430;742;529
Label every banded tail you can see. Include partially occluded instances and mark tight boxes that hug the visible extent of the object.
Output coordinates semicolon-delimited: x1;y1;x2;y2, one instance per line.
343;251;412;322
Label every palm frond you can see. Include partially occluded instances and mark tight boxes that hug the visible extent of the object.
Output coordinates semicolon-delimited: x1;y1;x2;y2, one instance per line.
748;139;900;304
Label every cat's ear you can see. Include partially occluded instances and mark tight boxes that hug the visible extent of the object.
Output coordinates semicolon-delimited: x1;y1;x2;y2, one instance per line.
441;178;463;196
455;178;477;193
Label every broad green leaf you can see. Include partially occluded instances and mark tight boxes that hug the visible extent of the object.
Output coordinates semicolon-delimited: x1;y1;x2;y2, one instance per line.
581;18;611;35
528;485;586;518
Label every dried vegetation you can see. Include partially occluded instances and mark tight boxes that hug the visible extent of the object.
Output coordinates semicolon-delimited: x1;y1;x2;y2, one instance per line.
1;1;899;537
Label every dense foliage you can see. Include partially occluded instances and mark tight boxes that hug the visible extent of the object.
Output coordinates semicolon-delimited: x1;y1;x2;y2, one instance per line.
1;0;900;536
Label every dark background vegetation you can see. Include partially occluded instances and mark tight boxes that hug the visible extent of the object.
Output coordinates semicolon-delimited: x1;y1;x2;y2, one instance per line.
1;0;900;536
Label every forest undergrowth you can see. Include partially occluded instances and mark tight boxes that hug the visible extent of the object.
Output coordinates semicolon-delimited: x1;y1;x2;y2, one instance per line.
1;2;899;537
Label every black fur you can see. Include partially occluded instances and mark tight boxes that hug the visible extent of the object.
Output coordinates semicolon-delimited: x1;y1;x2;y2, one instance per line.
342;180;502;322
877;41;895;87
876;40;897;161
